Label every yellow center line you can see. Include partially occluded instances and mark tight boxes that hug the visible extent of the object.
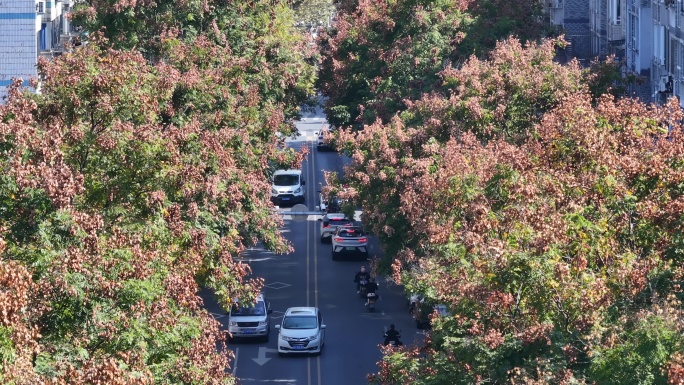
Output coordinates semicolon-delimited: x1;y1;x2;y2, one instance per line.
309;137;323;385
307;172;311;309
306;140;314;385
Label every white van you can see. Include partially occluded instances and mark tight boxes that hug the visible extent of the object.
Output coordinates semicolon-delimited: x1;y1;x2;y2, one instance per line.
270;169;305;204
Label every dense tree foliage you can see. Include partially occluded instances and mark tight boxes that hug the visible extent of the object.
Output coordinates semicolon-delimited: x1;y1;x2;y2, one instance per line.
333;38;684;384
0;0;316;383
71;0;316;122
291;0;336;28
317;0;548;127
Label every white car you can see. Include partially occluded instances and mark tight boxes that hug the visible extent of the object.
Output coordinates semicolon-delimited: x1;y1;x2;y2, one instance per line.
319;213;351;243
331;226;368;260
270;169;305;205
228;293;272;341
275;307;326;355
317;191;343;214
316;126;335;152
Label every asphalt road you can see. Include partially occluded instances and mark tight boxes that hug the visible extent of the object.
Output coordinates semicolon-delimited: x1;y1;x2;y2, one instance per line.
200;112;421;385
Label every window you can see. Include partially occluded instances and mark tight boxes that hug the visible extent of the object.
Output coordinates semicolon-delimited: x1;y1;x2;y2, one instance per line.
655;25;666;65
671;38;678;73
273;175;300;186
677;40;684;97
337;227;363;237
231;301;266;316
283;316;318;329
611;0;622;24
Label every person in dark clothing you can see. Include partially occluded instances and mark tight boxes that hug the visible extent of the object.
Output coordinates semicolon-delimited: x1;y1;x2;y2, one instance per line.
364;277;379;306
383;324;402;346
354;266;371;293
327;196;341;213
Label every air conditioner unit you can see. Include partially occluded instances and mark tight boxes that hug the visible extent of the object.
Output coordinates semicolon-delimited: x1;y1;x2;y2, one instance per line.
659;75;673;93
36;1;45;13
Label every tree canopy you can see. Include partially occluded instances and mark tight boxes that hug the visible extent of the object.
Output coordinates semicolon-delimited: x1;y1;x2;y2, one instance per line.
333;35;684;385
0;0;316;383
317;0;548;128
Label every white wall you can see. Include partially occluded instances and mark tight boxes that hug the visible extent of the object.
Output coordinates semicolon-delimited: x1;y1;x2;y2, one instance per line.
639;7;653;72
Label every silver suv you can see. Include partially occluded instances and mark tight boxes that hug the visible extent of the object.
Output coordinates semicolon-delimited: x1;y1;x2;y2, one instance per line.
228;293;272;342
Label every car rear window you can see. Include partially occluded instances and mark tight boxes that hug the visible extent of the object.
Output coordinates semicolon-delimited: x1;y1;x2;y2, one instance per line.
338;228;363;237
329;218;350;225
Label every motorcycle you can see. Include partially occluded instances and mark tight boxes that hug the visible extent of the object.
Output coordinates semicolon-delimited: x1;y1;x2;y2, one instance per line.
383;331;403;347
366;292;377;311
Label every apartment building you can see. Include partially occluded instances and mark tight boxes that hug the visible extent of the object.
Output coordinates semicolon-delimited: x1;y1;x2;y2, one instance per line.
590;0;627;59
546;0;684;104
547;0;593;62
646;0;684;105
0;0;75;102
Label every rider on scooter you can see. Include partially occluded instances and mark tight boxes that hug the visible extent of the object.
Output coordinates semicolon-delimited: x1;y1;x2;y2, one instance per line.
354;266;371;293
383;324;402;346
364;277;379;306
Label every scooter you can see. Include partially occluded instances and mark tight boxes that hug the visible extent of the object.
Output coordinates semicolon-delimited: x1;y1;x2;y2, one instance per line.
366;292;377;311
383;331;403;347
358;280;368;298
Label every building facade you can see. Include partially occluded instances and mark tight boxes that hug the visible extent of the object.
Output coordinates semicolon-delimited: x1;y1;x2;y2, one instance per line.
590;0;627;59
547;0;593;62
546;0;682;104
0;0;73;102
646;0;684;105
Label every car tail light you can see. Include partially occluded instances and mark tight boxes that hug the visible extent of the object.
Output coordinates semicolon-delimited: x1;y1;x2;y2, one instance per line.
358;237;368;243
333;237;344;243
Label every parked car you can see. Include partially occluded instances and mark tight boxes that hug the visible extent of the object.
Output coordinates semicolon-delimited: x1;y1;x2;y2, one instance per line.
275;307;326;355
228;293;272;341
270;169;305;205
319;213;352;243
331;226;368;260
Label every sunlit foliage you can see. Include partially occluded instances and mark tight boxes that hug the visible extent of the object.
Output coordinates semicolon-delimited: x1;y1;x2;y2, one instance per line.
335;38;684;384
0;0;316;382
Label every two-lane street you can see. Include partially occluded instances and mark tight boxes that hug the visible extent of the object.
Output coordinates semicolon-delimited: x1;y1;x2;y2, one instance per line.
200;114;421;385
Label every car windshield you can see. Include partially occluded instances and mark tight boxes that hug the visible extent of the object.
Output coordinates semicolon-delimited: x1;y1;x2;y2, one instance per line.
282;316;318;329
231;301;266;316
273;174;300;186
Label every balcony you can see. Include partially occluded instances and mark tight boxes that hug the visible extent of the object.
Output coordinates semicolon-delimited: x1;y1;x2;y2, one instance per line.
547;0;564;25
607;22;625;42
38;0;62;23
